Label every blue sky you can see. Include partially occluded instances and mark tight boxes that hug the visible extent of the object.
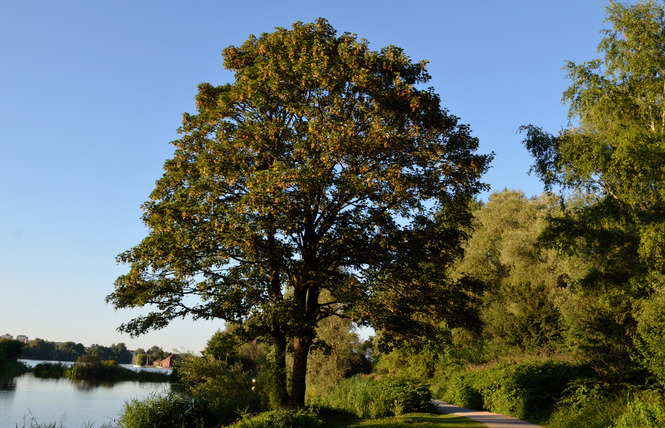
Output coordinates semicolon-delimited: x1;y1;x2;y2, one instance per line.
1;0;614;352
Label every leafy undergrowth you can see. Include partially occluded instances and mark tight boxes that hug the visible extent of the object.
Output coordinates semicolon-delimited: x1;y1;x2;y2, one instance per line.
433;356;665;427
437;358;592;424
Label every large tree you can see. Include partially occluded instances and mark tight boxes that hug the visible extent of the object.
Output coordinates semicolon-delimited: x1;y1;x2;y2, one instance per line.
521;0;665;369
108;18;491;406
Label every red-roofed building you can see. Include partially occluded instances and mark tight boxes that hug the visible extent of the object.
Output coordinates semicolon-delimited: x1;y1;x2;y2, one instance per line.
153;354;179;369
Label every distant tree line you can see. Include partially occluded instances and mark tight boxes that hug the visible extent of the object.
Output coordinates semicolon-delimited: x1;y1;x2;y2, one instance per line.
19;338;151;365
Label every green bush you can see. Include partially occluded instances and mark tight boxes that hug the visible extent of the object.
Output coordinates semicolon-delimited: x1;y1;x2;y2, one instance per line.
68;357;169;382
555;377;611;411
545;378;626;428
547;388;665;428
227;407;323;428
118;354;258;427
375;346;439;379
312;375;433;418
613;390;665;428
547;394;627;428
636;292;665;383
442;359;591;423
374;375;433;415
33;363;68;378
440;374;483;410
175;354;261;424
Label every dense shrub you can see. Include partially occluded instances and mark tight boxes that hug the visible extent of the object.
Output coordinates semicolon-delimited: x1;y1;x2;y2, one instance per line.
33;363;69;378
312;375;433;418
72;359;121;380
636;291;665;384
70;358;118;380
67;357;169;382
440;374;483;409
442;359;591;423
117;354;259;427
547;394;627;428
227;407;323;428
375;375;433;415
375;346;439;379
306;315;371;397
175;354;261;424
613;390;665;428
545;378;626;428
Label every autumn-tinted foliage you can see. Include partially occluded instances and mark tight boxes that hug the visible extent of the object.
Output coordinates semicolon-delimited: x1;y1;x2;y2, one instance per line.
108;18;491;406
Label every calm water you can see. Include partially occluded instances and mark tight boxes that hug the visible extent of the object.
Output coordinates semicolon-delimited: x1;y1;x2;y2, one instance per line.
0;372;170;427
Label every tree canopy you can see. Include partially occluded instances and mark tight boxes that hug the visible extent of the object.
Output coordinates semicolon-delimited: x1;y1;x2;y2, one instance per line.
521;0;665;370
522;0;665;208
454;190;564;354
107;18;491;405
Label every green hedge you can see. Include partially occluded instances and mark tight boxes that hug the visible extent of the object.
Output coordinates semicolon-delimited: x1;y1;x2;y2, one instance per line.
442;359;591;423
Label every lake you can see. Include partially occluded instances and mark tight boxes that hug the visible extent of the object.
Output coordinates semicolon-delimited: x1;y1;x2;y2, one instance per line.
0;371;170;427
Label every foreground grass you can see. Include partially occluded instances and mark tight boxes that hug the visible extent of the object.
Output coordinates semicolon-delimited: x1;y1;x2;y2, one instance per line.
18;414;483;428
230;408;485;428
339;413;486;427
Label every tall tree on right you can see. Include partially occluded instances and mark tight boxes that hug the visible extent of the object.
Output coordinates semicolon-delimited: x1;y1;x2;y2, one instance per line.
521;0;665;371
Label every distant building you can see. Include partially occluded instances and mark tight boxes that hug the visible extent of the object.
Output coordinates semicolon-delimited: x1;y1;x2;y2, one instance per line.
16;335;28;343
1;333;12;340
153;354;179;369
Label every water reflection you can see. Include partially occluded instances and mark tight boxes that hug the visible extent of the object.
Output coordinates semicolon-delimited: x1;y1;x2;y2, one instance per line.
0;373;17;391
0;372;170;427
71;378;118;391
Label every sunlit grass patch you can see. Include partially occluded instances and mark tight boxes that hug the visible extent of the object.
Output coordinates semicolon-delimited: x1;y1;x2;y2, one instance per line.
336;412;485;427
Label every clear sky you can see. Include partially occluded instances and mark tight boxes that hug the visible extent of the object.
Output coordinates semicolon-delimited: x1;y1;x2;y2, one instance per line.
0;0;615;353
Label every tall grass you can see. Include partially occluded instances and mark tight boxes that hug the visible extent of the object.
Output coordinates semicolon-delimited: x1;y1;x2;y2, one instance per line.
117;392;207;428
14;413;116;428
311;375;433;418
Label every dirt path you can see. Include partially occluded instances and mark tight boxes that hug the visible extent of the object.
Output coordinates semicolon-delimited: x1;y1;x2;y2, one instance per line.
432;400;544;428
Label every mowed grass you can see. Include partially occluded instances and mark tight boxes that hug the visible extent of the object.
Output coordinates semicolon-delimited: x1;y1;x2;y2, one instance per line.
320;412;486;427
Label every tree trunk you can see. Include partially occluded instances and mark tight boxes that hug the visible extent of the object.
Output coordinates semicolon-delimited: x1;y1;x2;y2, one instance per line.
289;336;312;407
272;333;290;407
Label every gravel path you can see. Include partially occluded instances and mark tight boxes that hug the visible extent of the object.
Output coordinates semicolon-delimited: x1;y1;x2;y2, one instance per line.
432;399;544;428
